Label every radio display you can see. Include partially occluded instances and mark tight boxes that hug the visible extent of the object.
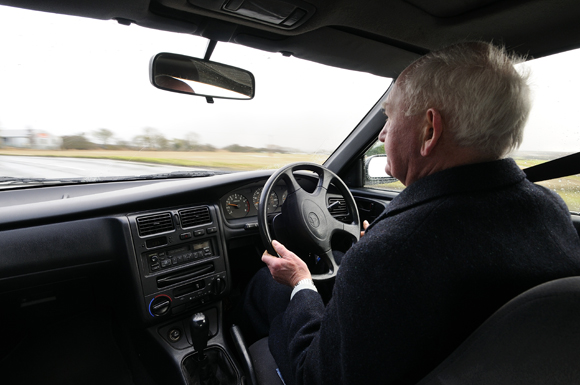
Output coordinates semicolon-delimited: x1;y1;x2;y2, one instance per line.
193;240;210;251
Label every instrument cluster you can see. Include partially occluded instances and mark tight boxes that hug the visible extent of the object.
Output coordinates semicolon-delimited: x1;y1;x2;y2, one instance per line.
220;180;288;220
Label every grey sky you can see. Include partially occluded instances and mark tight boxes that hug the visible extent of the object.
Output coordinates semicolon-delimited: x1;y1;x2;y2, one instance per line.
0;5;390;154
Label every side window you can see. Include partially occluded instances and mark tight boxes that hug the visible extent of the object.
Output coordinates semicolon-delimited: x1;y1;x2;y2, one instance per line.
515;157;580;213
363;136;579;212
514;49;580;214
363;140;405;192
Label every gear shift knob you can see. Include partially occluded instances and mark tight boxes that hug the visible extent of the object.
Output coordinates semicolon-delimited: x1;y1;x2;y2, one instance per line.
190;312;209;360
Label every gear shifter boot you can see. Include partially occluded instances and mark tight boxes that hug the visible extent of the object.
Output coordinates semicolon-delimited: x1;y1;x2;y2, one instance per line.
183;347;239;385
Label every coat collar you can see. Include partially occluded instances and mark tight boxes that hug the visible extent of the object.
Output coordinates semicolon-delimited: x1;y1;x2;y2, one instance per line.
369;158;526;227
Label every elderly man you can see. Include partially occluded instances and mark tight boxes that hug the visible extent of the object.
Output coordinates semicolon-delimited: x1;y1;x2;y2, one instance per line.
241;42;580;385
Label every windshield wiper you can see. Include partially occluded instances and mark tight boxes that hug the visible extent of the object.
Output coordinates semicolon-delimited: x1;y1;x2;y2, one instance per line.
0;177;86;185
0;170;223;186
110;170;230;181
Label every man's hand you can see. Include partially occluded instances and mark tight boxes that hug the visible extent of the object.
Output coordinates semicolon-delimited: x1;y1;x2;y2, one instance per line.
360;220;370;237
262;240;312;287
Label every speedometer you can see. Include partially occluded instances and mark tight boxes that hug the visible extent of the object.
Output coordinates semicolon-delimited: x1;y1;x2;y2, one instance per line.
253;188;279;212
225;193;250;218
252;188;263;210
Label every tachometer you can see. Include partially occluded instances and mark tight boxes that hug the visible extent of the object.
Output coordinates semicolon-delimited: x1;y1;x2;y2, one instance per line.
225;193;250;218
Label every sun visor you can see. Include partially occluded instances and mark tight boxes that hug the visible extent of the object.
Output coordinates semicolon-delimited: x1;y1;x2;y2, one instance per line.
234;27;422;78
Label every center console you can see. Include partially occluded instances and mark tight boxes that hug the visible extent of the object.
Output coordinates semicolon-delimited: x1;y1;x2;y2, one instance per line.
128;204;229;321
127;204;245;385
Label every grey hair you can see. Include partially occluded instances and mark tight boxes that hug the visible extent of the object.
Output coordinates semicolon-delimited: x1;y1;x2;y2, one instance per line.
398;42;531;159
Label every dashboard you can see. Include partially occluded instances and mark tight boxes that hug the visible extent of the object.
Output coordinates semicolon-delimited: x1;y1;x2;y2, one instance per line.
0;169;391;385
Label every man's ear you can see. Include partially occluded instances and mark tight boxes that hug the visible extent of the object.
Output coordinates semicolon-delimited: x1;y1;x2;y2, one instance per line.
420;108;443;157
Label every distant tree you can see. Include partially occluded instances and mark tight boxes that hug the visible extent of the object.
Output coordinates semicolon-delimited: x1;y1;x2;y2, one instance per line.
170;132;214;151
132;135;147;148
114;139;129;148
133;127;166;149
366;142;385;156
223;144;258;153
172;138;188;151
193;143;216;152
93;128;114;146
185;132;200;147
266;144;290;153
62;135;98;150
153;133;169;150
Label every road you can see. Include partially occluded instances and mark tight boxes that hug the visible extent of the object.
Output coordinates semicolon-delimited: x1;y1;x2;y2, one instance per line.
0;155;205;179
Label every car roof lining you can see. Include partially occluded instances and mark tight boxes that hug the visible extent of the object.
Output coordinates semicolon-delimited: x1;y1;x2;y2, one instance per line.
2;0;580;77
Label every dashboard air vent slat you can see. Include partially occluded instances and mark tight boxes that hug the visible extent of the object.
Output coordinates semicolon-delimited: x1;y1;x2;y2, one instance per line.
328;198;348;216
179;206;212;228
137;212;174;236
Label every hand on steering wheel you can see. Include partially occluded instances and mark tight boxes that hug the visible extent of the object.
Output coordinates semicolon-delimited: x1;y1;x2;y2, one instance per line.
257;162;360;281
262;240;312;287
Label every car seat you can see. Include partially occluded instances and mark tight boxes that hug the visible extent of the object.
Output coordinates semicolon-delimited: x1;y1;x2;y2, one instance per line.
245;276;580;385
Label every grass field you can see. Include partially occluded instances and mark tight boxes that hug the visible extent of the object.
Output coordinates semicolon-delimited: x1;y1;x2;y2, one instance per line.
0;148;328;171
2;148;579;212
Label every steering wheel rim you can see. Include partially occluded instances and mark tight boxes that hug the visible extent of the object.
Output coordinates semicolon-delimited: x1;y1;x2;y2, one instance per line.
258;162;360;281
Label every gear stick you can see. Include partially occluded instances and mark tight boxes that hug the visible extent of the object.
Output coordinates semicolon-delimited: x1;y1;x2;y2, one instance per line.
190;312;209;361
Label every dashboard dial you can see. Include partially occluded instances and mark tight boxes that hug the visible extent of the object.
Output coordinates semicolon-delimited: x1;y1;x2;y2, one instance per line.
267;191;279;211
253;188;280;212
225;193;250;218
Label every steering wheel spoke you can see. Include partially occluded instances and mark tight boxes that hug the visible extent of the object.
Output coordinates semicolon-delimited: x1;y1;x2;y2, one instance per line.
282;167;303;195
318;167;335;192
342;222;361;238
311;249;339;281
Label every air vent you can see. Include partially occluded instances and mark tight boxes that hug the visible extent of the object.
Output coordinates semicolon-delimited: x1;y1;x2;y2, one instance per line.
179;206;212;228
137;212;174;236
328;198;348;217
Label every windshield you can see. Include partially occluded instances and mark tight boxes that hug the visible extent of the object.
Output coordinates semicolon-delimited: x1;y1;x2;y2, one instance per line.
0;5;392;184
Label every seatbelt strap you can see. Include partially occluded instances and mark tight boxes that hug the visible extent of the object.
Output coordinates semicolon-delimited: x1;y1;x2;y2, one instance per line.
524;152;580;183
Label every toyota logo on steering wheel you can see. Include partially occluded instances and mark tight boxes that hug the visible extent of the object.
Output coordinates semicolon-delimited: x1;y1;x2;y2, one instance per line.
308;212;320;228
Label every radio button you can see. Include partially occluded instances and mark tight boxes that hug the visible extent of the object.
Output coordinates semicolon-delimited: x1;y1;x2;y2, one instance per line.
180;232;192;240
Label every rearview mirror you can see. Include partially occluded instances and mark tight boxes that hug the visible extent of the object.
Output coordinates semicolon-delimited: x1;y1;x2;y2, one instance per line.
150;52;255;100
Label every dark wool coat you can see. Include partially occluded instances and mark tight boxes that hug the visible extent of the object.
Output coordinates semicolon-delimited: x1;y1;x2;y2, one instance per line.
269;158;580;385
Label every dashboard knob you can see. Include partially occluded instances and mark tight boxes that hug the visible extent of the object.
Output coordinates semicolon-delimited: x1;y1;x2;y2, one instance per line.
211;277;226;295
149;295;172;316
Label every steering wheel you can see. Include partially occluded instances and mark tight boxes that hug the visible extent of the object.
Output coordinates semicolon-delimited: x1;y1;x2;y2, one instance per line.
258;162;360;281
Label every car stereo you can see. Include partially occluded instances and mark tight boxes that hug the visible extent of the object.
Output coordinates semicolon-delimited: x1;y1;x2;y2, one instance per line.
127;205;228;320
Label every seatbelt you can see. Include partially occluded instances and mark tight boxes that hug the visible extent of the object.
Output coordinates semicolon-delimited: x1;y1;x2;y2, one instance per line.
524;152;580;183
